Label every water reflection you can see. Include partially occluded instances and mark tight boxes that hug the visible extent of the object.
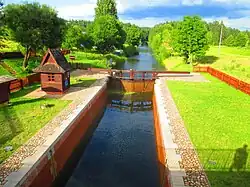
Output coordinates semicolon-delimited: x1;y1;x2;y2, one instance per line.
65;93;160;187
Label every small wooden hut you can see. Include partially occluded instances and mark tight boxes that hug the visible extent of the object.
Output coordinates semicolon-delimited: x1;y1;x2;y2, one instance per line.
0;75;17;104
34;49;71;94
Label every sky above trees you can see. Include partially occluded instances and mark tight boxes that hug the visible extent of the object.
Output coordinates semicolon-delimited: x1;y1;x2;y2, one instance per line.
6;0;250;30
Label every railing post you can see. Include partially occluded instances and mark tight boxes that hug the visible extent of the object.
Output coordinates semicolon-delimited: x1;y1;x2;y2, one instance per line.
142;72;145;80
129;69;134;80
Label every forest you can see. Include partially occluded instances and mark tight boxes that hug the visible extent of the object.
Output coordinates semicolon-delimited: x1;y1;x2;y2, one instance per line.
0;0;149;71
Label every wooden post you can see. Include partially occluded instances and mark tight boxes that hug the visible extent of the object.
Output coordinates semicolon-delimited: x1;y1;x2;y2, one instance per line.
129;69;134;80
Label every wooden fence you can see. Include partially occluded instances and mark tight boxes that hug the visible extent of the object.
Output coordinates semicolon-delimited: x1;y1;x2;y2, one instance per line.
193;66;250;95
9;73;41;92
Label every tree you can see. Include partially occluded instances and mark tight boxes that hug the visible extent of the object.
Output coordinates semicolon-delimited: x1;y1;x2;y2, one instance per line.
140;27;150;45
4;3;65;68
224;35;235;47
173;16;209;63
234;32;248;47
62;24;91;49
123;24;141;46
88;15;125;53
95;0;118;19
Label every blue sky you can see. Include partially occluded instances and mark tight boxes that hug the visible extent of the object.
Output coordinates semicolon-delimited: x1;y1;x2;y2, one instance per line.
5;0;250;29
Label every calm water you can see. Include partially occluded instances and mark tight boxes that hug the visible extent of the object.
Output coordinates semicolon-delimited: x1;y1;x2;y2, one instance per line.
118;46;165;71
65;93;160;187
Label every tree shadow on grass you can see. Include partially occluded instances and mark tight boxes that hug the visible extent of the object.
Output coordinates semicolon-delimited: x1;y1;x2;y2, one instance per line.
197;145;249;187
11;84;40;99
198;56;219;64
0;105;23;148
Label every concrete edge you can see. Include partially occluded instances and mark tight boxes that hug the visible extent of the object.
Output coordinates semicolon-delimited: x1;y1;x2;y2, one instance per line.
154;79;186;187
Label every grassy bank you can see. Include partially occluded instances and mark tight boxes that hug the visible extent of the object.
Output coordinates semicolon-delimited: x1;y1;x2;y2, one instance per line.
66;51;126;69
167;74;250;187
0;85;70;163
3;58;41;78
164;46;250;82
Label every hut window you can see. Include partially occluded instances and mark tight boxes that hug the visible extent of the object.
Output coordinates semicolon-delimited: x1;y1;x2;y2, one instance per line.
48;74;55;82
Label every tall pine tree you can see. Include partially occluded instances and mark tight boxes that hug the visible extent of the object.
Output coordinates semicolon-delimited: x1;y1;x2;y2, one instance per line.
95;0;118;19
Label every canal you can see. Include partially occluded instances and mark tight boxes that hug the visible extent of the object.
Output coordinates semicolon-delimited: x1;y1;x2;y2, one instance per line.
64;46;163;187
118;46;165;71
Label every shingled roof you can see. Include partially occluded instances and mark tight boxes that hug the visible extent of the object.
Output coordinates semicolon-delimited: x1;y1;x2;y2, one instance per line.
34;49;71;73
0;75;16;84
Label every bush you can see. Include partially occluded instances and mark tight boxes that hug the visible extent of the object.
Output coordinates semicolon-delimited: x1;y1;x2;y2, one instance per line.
123;45;139;57
105;53;126;63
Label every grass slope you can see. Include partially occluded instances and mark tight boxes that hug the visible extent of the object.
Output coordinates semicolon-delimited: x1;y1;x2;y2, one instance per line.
4;58;41;78
0;85;70;163
167;74;250;187
164;46;250;82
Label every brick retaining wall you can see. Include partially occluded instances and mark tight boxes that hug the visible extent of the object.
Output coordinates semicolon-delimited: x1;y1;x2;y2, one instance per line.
193;66;250;95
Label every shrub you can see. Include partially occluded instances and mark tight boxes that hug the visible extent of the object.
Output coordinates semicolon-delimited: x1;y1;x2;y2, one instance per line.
123;45;139;57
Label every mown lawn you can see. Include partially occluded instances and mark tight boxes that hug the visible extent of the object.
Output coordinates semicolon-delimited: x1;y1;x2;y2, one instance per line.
164;46;250;82
0;84;71;163
167;74;250;187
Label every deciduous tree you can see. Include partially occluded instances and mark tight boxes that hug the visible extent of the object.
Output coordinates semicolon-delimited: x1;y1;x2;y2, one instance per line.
88;15;125;53
4;2;65;68
173;16;209;63
95;0;118;19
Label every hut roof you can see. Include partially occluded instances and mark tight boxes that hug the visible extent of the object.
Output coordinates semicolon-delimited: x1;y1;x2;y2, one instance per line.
34;49;71;73
0;75;16;84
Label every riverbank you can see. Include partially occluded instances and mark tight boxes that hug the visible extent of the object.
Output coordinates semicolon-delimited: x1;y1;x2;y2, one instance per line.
163;46;250;82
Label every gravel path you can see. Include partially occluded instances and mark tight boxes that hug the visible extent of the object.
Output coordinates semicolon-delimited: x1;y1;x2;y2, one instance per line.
0;76;107;186
159;78;210;187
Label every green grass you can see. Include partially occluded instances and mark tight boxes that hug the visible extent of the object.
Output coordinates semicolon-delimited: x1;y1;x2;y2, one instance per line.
167;74;250;187
66;51;126;69
0;65;11;76
164;46;250;82
70;77;96;87
4;58;41;78
0;84;71;163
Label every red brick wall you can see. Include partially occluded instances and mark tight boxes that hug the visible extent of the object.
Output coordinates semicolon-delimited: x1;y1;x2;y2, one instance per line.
9;73;41;92
194;66;250;95
21;86;107;187
153;95;170;187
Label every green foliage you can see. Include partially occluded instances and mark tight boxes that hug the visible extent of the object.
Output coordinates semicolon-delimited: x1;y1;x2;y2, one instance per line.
224;35;235;47
167;74;250;187
173;16;209;63
148;23;173;63
140;27;150;45
4;57;41;78
3;2;65;67
95;0;118;19
234;32;248;47
104;53;126;63
123;44;139;57
88;15;125;53
62;23;93;50
123;23;141;46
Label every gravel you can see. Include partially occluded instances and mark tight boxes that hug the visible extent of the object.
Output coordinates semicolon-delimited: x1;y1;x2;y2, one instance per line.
159;78;210;187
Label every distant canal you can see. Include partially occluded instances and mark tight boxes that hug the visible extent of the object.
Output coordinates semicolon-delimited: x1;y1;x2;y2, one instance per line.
118;46;165;71
65;93;160;187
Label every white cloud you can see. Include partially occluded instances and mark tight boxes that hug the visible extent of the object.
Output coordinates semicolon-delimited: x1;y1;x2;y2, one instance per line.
205;16;250;30
57;0;210;19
